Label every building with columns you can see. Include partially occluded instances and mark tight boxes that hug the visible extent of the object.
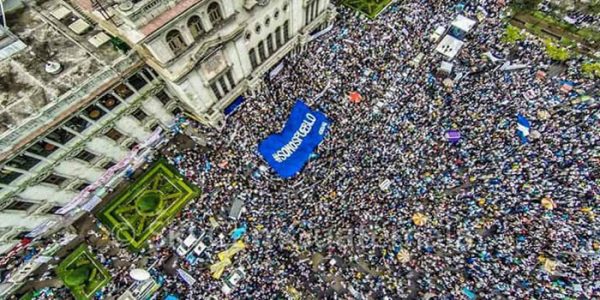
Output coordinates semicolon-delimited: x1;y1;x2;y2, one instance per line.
0;0;184;258
72;0;336;127
0;0;335;280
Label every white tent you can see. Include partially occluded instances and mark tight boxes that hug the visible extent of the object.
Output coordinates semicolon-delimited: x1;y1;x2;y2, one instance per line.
430;25;446;42
435;35;464;59
130;269;151;281
440;61;454;74
451;15;477;33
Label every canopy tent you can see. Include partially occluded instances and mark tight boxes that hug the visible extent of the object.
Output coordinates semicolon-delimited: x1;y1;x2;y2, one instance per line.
451;15;477;33
435;35;464;59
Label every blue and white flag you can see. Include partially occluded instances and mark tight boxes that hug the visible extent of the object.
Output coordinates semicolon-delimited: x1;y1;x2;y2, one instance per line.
258;100;330;178
516;114;530;144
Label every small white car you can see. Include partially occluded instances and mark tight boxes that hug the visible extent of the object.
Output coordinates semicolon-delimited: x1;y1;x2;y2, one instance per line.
176;233;198;257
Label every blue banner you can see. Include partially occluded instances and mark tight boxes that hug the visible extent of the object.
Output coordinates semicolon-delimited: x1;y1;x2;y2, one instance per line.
258;100;330;178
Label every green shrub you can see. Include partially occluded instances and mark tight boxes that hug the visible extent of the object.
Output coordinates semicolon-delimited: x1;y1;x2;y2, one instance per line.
544;39;571;61
503;25;525;43
581;62;600;77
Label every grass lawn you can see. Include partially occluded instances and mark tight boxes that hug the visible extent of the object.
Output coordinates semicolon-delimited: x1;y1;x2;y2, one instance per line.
343;0;393;19
510;11;599;56
99;160;199;249
56;245;111;300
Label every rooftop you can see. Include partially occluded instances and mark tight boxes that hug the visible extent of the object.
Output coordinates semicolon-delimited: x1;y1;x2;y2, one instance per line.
0;0;124;136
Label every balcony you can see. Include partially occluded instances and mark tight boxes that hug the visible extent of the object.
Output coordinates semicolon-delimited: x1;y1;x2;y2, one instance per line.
116;0;179;28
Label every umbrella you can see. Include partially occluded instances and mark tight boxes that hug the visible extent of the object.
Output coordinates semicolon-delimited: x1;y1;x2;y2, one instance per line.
442;78;454;87
129;268;151;281
543;258;557;274
396;249;410;263
541;197;556;210
537;110;550;120
412;213;428;226
445;130;461;143
348;91;362;103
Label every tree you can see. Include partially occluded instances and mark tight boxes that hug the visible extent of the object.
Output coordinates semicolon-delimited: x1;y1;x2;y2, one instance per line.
544;39;571;61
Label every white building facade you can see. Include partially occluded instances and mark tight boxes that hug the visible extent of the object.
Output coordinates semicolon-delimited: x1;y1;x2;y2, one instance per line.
92;0;336;127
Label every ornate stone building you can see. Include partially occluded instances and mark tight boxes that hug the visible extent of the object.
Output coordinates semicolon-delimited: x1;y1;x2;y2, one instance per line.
0;0;335;290
76;0;336;127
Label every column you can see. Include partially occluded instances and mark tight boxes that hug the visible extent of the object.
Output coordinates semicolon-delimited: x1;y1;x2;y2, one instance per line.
125;82;140;96
22;151;50;163
110;91;129;104
54;159;104;183
115;116;151;141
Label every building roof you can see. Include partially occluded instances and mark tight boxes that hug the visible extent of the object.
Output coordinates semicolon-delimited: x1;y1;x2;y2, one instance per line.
0;0;125;149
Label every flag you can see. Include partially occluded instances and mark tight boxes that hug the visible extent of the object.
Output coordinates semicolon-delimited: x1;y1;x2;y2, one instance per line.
516;114;530;144
176;268;197;286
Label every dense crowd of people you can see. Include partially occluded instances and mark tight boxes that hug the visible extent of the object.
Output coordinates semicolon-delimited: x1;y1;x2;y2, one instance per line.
25;0;599;299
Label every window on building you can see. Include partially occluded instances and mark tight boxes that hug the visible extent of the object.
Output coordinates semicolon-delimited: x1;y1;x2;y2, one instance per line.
171;107;182;115
128;73;148;91
6;200;35;211
15;231;32;239
156;90;171;105
0;169;21;185
150;123;161;131
226;70;235;88
274;9;280;19
305;5;310;25
188;16;204;39
284;20;290;41
265;17;271;27
210;83;222;99
102;160;116;169
75;182;89;191
75;149;97;162
47;205;63;214
166;30;186;55
127;141;138;150
84;104;106;121
275;26;282;48
257;41;266;61
249;48;258;69
208;2;223;24
42;173;67;186
132;108;148;121
7;155;41;171
218;76;230;94
114;84;134;99
267;33;274;56
64;116;90;133
142;68;155;82
99;94;121;111
28;140;58;157
47;128;75;145
105;128;123;141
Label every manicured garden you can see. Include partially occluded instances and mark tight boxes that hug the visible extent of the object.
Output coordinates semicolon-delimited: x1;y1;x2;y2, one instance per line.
56;245;111;300
99;160;199;249
343;0;393;19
